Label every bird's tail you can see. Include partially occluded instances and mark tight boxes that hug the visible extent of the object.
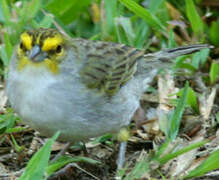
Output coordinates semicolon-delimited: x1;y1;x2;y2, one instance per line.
144;44;212;62
136;44;212;93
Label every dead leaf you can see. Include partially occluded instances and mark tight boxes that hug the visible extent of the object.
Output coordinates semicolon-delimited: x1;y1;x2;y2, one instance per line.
0;84;7;113
165;2;182;20
199;87;216;120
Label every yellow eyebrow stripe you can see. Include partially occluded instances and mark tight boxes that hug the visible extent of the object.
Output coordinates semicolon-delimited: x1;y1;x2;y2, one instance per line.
21;33;33;50
42;35;63;51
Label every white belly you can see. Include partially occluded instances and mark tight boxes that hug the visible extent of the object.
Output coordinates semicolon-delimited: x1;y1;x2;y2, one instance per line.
6;66;140;142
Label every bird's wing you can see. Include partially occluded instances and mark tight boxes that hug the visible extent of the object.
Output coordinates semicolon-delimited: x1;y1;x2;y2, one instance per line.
73;39;144;96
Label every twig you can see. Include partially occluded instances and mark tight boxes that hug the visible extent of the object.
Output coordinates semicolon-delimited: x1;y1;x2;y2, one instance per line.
47;163;100;180
50;142;71;163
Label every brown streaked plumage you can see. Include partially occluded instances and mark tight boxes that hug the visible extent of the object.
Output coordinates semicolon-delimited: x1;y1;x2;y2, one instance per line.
7;28;211;143
74;39;144;95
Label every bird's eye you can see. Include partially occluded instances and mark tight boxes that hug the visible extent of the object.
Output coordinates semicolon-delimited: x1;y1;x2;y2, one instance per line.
20;42;24;50
56;45;62;54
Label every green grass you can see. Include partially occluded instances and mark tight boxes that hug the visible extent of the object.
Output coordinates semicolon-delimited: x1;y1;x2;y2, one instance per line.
0;0;218;179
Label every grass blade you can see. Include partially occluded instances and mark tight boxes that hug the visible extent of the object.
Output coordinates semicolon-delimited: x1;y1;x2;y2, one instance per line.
185;150;219;178
158;140;208;164
210;62;219;84
19;132;60;180
46;156;100;176
0;0;11;25
168;82;189;140
185;0;204;36
118;0;165;32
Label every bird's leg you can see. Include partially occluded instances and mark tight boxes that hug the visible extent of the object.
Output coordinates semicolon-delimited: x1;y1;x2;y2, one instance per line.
117;141;127;170
116;128;130;170
116;106;146;170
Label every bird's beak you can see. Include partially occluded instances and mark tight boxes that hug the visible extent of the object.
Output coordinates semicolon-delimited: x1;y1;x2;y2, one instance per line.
29;45;47;62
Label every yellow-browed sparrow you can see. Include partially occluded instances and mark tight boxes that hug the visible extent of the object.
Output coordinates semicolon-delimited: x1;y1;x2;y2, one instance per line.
6;28;209;168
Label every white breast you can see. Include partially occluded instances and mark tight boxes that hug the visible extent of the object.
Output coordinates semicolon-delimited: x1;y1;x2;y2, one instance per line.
6;65;141;142
7;65;60;123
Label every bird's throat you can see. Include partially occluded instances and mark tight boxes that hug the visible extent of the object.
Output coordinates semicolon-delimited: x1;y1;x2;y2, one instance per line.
17;57;59;75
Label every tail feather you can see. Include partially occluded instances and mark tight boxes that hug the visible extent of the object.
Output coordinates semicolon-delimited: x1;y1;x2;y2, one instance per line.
144;44;212;61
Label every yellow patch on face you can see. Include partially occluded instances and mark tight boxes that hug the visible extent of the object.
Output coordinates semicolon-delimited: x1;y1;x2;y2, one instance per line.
20;33;33;50
17;57;30;71
17;57;59;75
44;59;59;74
42;35;63;51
